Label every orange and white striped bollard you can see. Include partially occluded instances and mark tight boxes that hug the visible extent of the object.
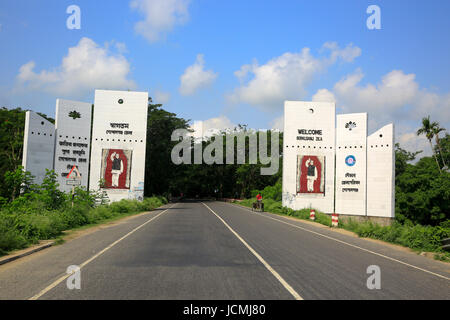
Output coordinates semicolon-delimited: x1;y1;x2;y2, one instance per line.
310;209;316;221
332;213;339;227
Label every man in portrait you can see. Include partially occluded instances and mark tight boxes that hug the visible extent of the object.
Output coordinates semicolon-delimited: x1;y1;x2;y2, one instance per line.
111;152;124;187
305;158;318;192
101;149;132;189
297;155;325;195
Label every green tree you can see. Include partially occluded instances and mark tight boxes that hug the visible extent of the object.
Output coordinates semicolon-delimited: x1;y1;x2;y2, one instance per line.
395;143;422;177
144;98;191;196
38;169;66;210
432;124;447;169
416;116;441;173
0;108;26;179
3;166;35;201
395;157;449;225
437;133;450;171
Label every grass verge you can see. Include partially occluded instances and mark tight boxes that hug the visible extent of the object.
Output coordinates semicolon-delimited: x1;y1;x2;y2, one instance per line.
0;196;167;257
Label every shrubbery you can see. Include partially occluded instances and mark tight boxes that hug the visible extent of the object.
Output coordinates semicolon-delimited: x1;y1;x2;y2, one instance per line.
251;180;282;202
341;219;450;253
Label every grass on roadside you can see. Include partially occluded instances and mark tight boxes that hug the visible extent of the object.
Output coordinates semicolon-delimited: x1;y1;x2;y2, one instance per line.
0;196;167;257
236;199;450;262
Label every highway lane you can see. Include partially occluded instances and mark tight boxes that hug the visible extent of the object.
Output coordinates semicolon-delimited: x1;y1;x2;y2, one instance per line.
0;201;449;300
7;202;294;300
0;204;174;299
204;201;450;299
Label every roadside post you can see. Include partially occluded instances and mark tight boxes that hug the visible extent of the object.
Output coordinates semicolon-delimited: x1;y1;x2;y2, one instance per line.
310;209;316;221
332;213;339;227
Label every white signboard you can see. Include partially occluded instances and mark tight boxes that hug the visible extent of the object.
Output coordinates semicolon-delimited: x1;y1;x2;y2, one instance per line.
66;179;82;186
88;90;148;202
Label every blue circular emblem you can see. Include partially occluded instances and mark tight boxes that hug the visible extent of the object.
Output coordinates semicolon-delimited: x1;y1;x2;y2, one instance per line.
345;155;356;166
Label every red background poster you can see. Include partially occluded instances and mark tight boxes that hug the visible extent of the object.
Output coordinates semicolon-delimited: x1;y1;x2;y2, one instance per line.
297;155;324;194
103;149;129;189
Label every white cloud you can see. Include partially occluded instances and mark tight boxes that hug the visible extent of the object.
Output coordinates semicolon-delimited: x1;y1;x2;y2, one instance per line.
190;115;235;139
334;69;418;117
130;0;190;43
179;54;218;95
322;42;362;63
397;131;431;159
228;43;361;111
311;68;450;157
15;37;135;97
312;88;336;102
153;90;171;104
330;69;450;127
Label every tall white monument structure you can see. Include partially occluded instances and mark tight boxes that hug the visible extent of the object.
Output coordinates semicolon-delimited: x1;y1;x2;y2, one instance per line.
88;90;148;202
22;111;55;184
335;113;367;216
22;89;149;203
54;99;92;193
282;101;395;219
367;124;395;218
282;101;336;213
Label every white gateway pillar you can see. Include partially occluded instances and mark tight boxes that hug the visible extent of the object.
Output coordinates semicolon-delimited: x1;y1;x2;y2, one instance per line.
367;124;395;218
89;90;148;202
54;99;92;193
335;113;368;216
282;101;336;213
22;111;55;185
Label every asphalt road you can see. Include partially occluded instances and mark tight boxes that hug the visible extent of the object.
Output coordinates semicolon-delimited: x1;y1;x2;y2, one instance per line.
0;201;449;300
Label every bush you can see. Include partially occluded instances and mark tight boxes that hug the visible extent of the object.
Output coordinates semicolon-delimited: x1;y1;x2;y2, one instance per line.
340;219;449;253
0;217;28;255
250;180;282;202
0;196;167;256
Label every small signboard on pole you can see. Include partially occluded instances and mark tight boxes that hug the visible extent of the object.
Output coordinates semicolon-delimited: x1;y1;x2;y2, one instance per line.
66;178;82;186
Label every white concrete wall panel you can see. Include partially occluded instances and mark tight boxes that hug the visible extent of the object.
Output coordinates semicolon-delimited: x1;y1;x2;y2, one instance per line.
89;90;148;202
367;124;395;218
335;113;368;216
54;99;92;193
22;111;55;185
282;101;336;213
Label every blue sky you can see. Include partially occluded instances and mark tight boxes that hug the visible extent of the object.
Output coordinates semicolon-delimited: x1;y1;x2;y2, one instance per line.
0;0;449;154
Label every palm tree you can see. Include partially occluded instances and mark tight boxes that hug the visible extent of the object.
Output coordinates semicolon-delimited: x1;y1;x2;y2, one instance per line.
417;116;441;173
432;124;448;169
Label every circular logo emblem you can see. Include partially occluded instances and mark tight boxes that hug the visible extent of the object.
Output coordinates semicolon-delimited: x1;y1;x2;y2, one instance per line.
345;155;356;166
